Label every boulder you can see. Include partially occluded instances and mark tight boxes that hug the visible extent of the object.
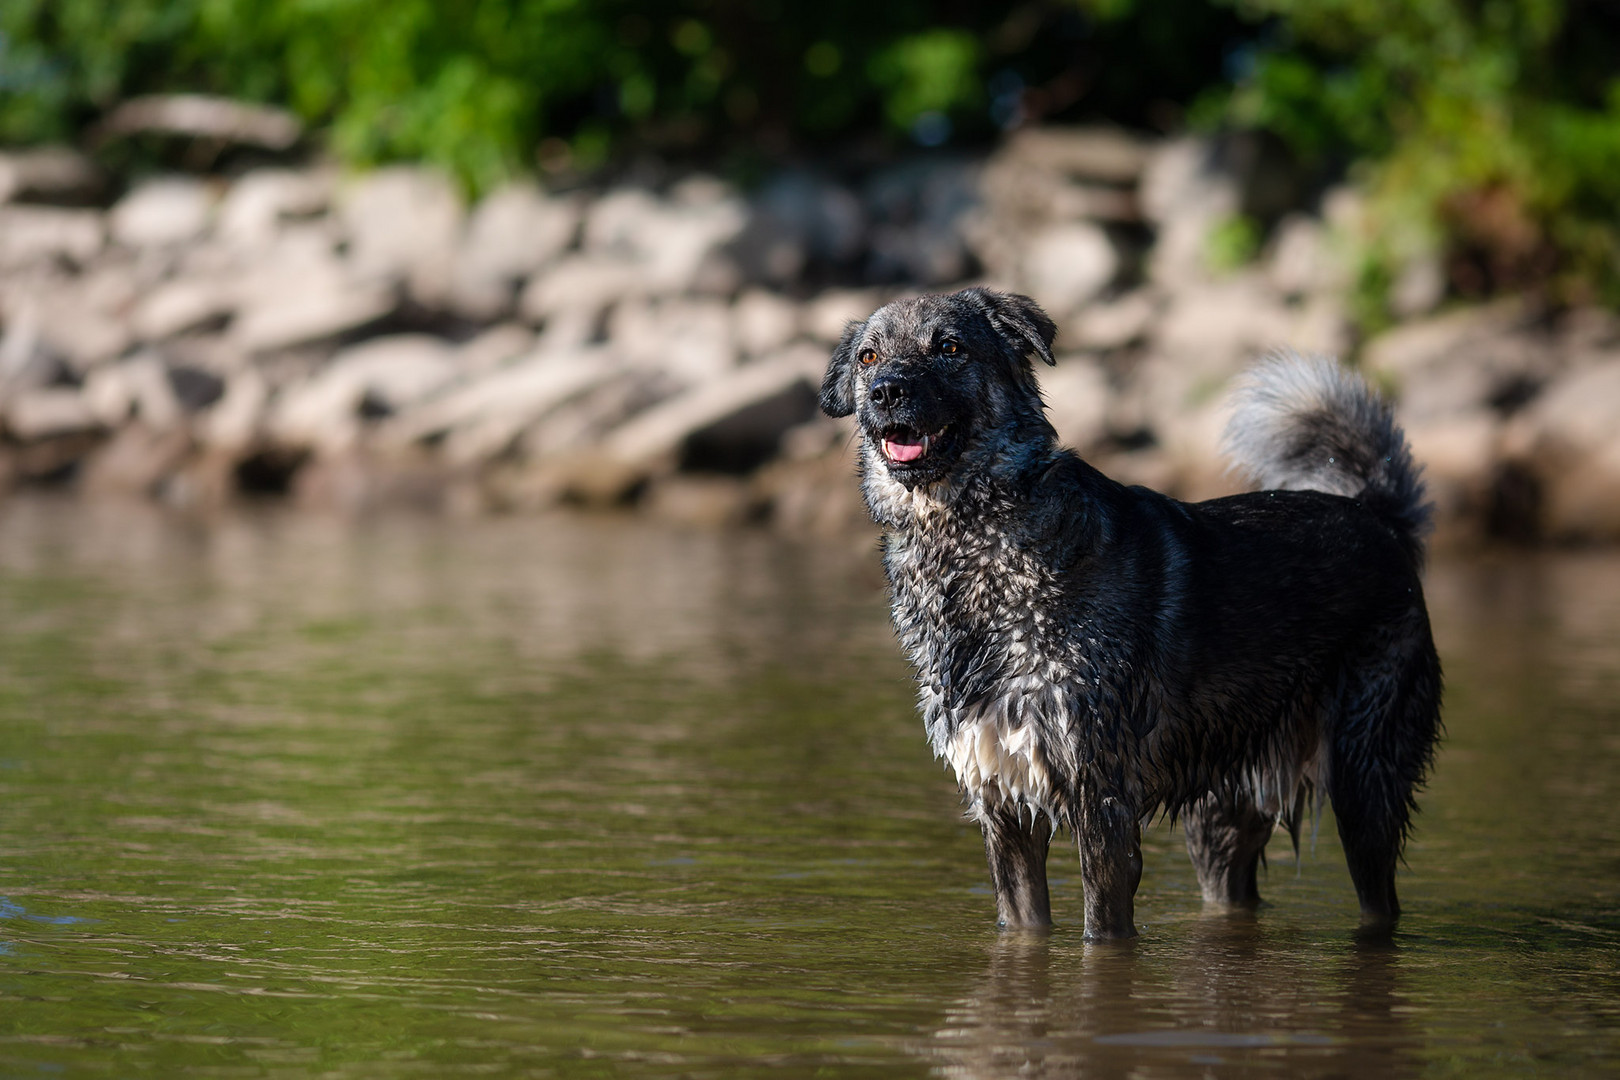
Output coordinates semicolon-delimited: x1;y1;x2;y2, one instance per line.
730;172;866;284
1140;137;1238;290
448;183;580;318
268;335;457;454
0;206;105;268
1000;126;1153;185
4;282;133;371
1362;299;1553;422
1502;359;1620;540
197;369;269;452
1041;357;1111;451
583;186;746;295
804;289;883;345
383;347;623;464
599;343;823;472
454;323;537;375
1017;222;1119;315
5;387;99;440
518;254;647;339
1266;214;1348;298
109;177;215;248
338;166;463;305
130;277;237;341
82;353;183;430
608;298;736;382
0;146;100;204
217;169;331;249
231;234;396;354
1066;289;1157;351
732;289;801;358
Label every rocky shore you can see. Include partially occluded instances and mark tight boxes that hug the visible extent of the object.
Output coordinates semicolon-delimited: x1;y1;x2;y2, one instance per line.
2;130;1618;544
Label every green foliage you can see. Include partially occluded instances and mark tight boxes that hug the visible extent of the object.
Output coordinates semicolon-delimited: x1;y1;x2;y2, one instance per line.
0;1;1254;193
1205;213;1262;272
868;30;982;134
1219;0;1620;304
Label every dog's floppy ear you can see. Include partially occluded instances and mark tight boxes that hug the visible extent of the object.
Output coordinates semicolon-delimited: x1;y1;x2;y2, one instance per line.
961;288;1057;366
820;320;863;417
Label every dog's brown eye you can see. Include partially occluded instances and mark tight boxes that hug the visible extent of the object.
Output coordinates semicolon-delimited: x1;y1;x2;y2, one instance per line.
941;339;959;355
859;349;877;365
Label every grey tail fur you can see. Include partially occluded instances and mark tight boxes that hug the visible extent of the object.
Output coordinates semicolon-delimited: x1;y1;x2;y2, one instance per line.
1223;351;1433;563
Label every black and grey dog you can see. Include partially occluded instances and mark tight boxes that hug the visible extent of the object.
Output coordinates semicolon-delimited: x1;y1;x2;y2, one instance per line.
820;288;1441;939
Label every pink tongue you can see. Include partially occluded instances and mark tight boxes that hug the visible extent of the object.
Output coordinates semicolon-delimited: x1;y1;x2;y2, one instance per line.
885;439;925;463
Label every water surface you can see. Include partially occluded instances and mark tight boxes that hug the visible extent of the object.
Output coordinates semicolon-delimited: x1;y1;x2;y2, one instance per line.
0;496;1617;1076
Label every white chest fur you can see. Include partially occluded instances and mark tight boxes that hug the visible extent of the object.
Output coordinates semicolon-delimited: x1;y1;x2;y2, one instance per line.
944;714;1060;822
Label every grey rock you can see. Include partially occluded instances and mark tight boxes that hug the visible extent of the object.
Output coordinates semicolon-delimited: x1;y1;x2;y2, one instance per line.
338;166;464;305
518;254;646;336
1266;214;1346;298
730;172;866;284
110;177;215;248
732;289;800;358
1362;298;1550;421
0;146;100;204
231;237;396;354
130;277;237;341
0;206;105;268
1140;138;1238;289
3;282;133;371
449;184;581;319
600;343;823;470
197;369;269;451
454;323;538;375
269;334;457;453
83;353;184;431
384;347;622;463
1000;126;1153;184
5;387;99;440
1502;359;1620;540
217;168;332;249
1018;222;1119;315
585;188;746;295
804;289;884;345
1041;357;1112;451
1066;289;1157;351
1389;253;1446;320
608;298;736;382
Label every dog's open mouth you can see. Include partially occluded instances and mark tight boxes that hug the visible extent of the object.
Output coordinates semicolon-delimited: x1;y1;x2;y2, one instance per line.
881;426;948;464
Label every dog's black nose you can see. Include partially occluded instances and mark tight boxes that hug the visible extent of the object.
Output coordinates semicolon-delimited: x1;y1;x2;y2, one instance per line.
868;376;908;410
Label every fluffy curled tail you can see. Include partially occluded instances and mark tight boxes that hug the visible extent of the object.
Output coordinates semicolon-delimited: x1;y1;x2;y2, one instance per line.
1223;351;1432;561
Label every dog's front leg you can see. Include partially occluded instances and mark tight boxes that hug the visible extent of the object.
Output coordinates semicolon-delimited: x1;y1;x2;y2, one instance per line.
980;802;1052;929
1076;787;1142;939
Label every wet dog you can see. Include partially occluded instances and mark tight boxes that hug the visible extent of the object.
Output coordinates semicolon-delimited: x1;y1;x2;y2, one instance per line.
820;288;1441;938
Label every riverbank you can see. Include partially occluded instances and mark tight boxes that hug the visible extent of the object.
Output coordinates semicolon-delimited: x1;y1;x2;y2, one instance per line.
3;130;1618;544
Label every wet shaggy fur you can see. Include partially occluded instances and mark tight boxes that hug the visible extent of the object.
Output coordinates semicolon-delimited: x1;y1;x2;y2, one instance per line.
820;288;1441;939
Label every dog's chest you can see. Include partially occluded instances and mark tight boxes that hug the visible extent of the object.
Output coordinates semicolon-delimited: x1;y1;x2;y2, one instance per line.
885;523;1081;815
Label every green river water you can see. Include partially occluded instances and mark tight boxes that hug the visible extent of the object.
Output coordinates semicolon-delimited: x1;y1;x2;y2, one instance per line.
0;494;1616;1077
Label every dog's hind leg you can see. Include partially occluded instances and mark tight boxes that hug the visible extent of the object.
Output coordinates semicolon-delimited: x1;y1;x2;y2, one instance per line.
980;802;1053;929
1327;624;1443;931
1076;786;1142;939
1183;794;1274;907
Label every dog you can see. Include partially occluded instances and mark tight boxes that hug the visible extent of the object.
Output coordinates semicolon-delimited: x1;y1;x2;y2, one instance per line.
819;287;1441;939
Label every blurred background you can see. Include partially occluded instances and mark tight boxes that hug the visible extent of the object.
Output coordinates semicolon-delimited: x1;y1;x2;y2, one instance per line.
5;6;1620;1075
3;0;1620;541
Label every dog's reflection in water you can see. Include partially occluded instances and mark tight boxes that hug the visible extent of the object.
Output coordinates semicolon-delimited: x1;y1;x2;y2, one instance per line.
921;916;1415;1079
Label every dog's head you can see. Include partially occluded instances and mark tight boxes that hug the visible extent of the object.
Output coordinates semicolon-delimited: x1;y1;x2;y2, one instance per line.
820;288;1058;491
